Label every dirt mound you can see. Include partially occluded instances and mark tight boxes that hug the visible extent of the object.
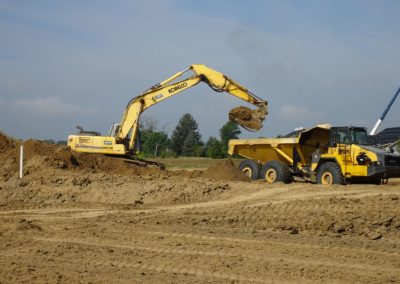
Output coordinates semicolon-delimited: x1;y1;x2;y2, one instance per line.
0;132;17;153
0;133;162;180
22;139;157;175
202;159;249;181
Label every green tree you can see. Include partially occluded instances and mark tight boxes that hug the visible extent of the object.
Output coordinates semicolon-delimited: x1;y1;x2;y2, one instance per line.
171;113;201;155
220;121;241;152
140;130;169;157
181;131;197;156
138;116;169;157
206;137;225;159
193;145;206;157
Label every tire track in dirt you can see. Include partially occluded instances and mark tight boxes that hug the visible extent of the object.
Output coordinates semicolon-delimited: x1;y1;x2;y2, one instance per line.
0;208;105;215
27;237;269;283
1;185;397;217
33;235;400;275
128;229;400;258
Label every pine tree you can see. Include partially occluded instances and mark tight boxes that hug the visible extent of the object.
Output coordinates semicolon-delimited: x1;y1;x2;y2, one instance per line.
171;113;201;155
220;121;241;152
182;131;197;156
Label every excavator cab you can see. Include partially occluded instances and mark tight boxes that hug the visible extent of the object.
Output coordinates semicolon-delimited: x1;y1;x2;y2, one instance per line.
108;123;121;137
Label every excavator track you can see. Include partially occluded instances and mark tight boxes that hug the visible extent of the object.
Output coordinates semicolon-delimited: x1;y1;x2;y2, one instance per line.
123;157;166;170
103;155;166;170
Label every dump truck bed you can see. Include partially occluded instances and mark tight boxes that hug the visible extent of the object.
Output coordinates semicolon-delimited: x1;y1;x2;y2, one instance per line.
228;138;297;164
228;125;331;166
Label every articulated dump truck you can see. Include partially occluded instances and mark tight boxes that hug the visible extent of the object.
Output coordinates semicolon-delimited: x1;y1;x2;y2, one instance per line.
228;124;400;185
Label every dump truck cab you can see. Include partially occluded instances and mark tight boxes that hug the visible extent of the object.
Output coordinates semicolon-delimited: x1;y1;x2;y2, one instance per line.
229;124;400;185
314;126;400;184
330;126;369;146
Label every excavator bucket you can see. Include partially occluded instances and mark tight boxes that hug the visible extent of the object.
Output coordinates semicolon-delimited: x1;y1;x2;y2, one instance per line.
229;104;267;131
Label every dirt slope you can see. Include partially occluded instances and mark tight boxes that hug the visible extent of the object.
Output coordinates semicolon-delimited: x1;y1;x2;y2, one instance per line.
0;132;399;283
0;133;247;183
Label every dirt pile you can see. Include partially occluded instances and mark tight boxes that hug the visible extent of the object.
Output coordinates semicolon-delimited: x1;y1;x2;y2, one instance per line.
0;132;16;153
0;135;161;181
22;139;159;175
202;159;249;181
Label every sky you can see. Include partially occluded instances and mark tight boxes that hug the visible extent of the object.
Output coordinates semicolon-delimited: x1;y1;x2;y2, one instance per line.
0;0;399;141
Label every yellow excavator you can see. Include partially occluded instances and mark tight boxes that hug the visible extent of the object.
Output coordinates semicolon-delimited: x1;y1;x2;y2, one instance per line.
67;64;268;165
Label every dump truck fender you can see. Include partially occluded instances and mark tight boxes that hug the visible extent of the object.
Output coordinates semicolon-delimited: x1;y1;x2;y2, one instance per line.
313;158;340;173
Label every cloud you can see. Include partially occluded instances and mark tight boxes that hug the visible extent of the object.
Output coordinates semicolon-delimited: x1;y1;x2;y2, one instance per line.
278;105;321;123
0;97;99;117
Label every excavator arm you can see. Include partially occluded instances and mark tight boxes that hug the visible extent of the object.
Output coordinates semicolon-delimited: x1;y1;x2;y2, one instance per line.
117;64;268;151
117;74;204;150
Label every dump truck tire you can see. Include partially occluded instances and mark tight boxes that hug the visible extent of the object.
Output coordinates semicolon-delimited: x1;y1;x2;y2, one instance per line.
238;160;260;180
260;160;291;183
316;162;346;185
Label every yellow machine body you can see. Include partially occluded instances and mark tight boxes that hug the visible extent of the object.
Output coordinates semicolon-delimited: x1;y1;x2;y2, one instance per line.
67;135;125;155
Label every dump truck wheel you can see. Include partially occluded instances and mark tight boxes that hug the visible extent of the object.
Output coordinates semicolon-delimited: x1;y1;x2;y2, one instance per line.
316;162;345;185
260;160;291;183
238;160;259;180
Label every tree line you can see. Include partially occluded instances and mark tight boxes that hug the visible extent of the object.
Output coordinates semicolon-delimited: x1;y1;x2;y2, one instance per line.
139;113;241;159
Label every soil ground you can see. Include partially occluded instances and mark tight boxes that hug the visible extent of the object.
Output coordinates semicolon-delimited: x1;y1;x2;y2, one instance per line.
0;132;399;283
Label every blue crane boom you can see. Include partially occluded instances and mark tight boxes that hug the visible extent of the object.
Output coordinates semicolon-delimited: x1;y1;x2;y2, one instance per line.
370;86;400;135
